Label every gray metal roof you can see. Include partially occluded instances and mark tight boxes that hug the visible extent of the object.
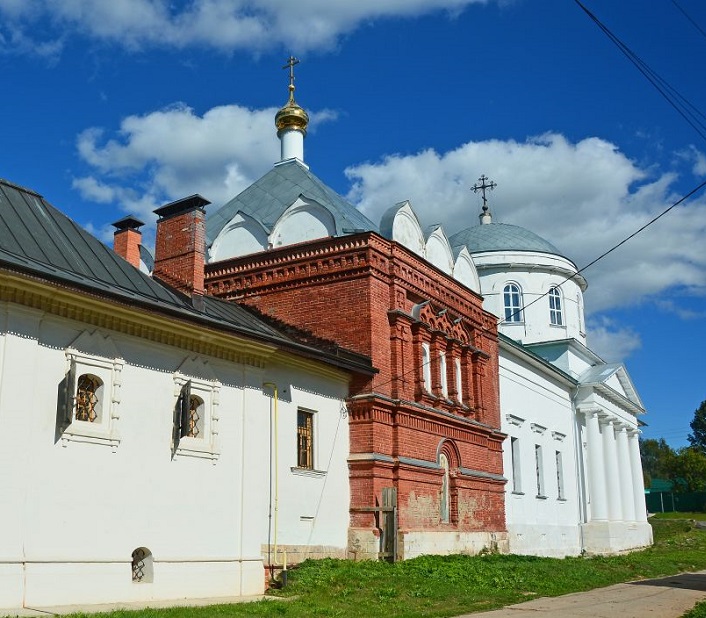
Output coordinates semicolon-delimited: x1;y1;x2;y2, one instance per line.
0;178;373;375
449;223;567;258
206;159;377;244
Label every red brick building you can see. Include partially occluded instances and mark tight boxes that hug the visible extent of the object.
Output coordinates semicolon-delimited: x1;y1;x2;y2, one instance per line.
205;229;507;558
141;74;509;559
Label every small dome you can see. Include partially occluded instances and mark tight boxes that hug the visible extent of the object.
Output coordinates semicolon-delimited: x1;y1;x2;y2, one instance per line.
449;223;565;257
275;86;309;137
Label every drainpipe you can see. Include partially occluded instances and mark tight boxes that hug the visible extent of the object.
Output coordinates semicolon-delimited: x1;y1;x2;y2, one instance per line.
571;388;587;554
263;383;281;575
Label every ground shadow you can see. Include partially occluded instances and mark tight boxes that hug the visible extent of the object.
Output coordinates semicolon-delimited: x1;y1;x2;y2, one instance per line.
630;573;706;592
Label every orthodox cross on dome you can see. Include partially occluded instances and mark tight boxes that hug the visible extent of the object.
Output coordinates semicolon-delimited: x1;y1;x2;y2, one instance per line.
283;55;300;101
471;174;497;215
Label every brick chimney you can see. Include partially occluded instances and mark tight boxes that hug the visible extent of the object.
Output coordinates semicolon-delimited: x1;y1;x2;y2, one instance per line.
112;215;144;269
153;195;210;297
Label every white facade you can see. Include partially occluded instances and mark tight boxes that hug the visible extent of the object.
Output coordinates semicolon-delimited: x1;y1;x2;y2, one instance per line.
0;290;351;610
470;230;652;556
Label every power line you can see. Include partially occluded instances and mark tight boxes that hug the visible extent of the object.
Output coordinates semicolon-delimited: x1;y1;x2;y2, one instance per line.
574;0;706;144
498;177;706;326
671;0;706;44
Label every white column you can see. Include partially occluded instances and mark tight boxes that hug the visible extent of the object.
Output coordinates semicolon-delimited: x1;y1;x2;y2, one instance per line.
628;430;648;522
615;424;636;521
584;409;608;521
601;418;623;521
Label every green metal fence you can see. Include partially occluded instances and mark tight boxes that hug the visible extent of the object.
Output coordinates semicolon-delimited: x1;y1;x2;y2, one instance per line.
646;491;706;513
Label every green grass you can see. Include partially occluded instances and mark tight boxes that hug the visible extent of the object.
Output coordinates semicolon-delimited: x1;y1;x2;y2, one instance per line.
682;600;706;618
651;511;706;521
73;520;706;618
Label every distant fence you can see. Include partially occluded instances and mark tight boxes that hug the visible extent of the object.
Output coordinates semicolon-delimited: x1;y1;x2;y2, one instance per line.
646;491;706;513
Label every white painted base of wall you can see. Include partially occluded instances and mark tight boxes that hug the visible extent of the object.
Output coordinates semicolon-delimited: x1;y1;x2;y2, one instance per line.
581;521;653;555
0;565;24;609
507;524;582;557
0;560;264;610
401;531;510;560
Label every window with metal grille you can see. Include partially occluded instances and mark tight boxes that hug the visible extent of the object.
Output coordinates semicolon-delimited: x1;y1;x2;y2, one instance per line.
75;374;102;422
187;395;204;438
549;287;563;325
131;547;153;583
297;410;314;469
503;283;523;322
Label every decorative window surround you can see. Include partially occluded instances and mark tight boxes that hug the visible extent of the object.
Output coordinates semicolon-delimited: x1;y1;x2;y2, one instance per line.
551;431;567;442
60;331;123;451
506;413;525;427
530;423;547;434
172;357;221;462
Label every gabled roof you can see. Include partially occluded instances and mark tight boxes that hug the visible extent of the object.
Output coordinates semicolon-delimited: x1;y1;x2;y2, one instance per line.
0;178;374;376
206;159;377;244
578;363;644;412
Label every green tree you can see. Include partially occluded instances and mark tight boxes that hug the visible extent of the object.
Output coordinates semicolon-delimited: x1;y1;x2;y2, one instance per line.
666;447;706;492
640;438;675;486
688;399;706;453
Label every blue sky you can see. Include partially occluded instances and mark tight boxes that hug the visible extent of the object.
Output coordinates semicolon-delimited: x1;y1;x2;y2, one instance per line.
1;0;704;447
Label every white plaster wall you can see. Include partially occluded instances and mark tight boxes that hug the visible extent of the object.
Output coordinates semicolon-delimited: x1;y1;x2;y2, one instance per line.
0;303;351;609
255;363;351;560
473;251;586;346
499;347;583;557
402;531;509;560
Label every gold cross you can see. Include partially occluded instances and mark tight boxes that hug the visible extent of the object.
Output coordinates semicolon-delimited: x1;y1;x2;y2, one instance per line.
283;56;300;98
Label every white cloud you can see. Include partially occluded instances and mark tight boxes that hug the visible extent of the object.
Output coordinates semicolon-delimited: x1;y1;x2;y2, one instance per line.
345;134;706;314
0;0;489;55
74;102;706;332
586;316;642;363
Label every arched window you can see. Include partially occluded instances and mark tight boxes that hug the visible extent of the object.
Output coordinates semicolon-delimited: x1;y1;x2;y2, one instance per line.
421;343;432;392
549;287;563;326
439;453;450;523
503;284;523;323
439;352;448;398
131;547;154;583
75;374;103;423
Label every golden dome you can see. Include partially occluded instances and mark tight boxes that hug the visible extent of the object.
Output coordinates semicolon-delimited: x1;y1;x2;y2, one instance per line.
275;84;309;137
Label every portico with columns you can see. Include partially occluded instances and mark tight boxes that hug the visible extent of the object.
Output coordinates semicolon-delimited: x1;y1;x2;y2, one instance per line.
577;386;652;553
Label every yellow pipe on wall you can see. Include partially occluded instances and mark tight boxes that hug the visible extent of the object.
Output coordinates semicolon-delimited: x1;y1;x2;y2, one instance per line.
263;382;280;566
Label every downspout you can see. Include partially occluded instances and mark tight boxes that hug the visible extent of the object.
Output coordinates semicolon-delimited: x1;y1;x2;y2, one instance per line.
571;388;587;554
263;383;280;573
